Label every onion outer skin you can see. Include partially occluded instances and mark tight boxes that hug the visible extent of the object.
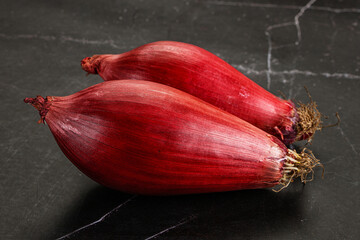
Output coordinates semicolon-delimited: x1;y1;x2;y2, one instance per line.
26;80;289;195
81;41;299;144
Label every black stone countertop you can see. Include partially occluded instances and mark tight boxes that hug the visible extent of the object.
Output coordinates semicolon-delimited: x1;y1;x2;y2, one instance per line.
1;0;359;239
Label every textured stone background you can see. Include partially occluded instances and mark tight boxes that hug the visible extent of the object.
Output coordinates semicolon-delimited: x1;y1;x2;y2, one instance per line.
1;0;359;239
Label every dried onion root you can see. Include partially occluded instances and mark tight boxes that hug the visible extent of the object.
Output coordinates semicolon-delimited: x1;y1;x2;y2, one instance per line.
273;148;324;192
295;101;321;142
295;87;340;143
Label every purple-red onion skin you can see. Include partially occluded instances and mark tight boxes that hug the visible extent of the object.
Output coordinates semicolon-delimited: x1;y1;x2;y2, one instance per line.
31;80;287;195
81;41;299;144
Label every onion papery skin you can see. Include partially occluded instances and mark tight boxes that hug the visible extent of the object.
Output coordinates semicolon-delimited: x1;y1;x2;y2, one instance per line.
81;41;299;144
28;80;288;195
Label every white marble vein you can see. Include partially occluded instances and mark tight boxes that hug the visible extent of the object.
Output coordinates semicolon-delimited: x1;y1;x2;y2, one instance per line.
294;0;317;45
0;33;122;49
8;148;55;203
338;126;359;156
265;30;272;90
287;76;295;99
56;195;137;240
144;215;197;240
208;0;360;85
264;22;294;90
20;164;74;224
324;156;343;165
2;31;359;81
232;65;360;79
325;172;358;186
264;0;317;90
208;1;360;14
232;64;267;75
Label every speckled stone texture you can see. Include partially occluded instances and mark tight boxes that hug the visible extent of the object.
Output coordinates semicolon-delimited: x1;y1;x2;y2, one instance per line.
1;0;359;239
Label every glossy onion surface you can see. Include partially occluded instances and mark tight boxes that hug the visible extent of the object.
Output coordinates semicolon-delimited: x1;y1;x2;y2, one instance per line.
27;80;288;195
82;41;299;144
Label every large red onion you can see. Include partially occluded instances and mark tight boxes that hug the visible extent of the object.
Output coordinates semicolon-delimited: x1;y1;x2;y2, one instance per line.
81;41;321;144
25;80;321;195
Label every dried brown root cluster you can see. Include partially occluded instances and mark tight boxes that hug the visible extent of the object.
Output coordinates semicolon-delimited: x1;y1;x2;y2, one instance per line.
274;148;324;192
295;87;340;143
295;101;322;142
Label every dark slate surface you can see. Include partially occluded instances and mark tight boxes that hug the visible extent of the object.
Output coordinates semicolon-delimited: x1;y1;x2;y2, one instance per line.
1;0;359;239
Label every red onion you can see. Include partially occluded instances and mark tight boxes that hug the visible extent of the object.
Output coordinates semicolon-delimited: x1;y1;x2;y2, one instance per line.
81;41;321;144
25;80;321;195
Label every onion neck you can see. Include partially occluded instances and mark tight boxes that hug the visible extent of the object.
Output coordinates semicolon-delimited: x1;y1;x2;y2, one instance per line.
81;55;103;74
273;148;323;192
24;96;53;123
274;101;299;145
